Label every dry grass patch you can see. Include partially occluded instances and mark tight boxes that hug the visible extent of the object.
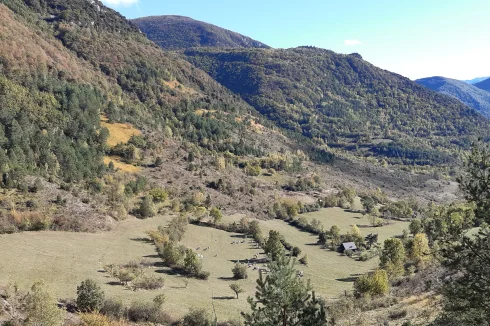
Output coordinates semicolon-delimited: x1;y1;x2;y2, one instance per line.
100;116;142;147
103;156;140;173
163;80;197;94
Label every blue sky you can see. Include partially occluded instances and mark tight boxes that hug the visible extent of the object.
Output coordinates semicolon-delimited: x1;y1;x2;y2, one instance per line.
102;0;490;80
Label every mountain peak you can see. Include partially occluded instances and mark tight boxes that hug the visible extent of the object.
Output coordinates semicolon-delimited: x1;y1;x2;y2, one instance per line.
132;15;270;50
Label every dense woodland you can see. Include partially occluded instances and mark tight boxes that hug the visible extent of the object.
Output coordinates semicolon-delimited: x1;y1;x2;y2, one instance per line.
133;15;270;50
416;76;490;119
182;47;490;165
0;0;275;187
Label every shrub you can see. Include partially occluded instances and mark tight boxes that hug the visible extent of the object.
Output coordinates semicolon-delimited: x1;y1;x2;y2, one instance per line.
24;281;64;326
210;207;222;224
127;300;160;322
292;246;302;257
344;249;354;257
149;188;168;203
183;249;203;276
132;275;165;290
197;271;210;280
158;241;185;267
245;164;261;176
76;279;105;312
100;299;124;319
232;263;248;280
183;308;211;326
79;313;116;326
30;178;44;193
146;229;169;245
139;195;156;218
323;194;340;207
389;309;408;320
354;269;390;298
153;294;166;308
299;254;308;266
116;269;136;285
154;156;163;167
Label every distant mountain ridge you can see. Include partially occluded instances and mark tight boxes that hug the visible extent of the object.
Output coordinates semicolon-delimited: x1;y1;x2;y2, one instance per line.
416;76;490;118
474;77;490;92
133;15;270;50
183;47;490;165
463;76;489;84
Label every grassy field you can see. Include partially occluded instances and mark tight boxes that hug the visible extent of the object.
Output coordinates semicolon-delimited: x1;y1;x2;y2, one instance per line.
100;116;142;147
103;156;141;173
0;206;409;321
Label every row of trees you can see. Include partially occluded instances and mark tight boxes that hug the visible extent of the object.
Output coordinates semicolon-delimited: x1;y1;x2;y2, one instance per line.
147;215;211;280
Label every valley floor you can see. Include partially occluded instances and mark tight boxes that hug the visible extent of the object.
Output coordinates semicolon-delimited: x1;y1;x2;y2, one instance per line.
0;206;408;320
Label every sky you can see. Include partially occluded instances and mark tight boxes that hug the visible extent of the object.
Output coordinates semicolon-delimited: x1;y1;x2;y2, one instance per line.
101;0;490;80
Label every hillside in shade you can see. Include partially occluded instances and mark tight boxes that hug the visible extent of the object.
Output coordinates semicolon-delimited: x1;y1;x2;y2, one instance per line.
463;76;489;84
474;77;490;92
133;15;270;50
416;76;490;118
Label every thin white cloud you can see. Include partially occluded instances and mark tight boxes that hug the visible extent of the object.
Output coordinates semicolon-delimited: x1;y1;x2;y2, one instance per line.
102;0;138;7
344;39;362;46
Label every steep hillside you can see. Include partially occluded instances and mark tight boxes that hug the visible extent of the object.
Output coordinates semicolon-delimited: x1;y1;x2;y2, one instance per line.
0;0;277;180
0;0;297;230
133;15;270;50
474;77;490;92
416;76;490;118
183;47;490;165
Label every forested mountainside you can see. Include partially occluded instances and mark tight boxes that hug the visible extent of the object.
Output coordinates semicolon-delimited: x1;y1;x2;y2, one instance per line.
0;0;275;187
183;47;490;166
474;76;490;92
416;76;490;118
133;15;270;50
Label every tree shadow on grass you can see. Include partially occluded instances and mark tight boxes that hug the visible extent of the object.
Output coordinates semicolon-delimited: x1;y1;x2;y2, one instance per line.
106;281;123;286
336;274;363;282
130;237;153;244
212;296;235;300
155;269;181;276
230;234;247;239
143;254;160;259
217;276;236;281
343;209;361;213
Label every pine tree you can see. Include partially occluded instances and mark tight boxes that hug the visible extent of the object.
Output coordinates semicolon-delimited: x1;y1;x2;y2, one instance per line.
436;143;490;324
242;254;327;326
76;279;105;312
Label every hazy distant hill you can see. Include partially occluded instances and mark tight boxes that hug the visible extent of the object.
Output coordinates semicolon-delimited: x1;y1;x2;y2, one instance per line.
184;47;490;165
416;76;490;118
133;15;270;50
463;76;489;84
474;77;490;92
